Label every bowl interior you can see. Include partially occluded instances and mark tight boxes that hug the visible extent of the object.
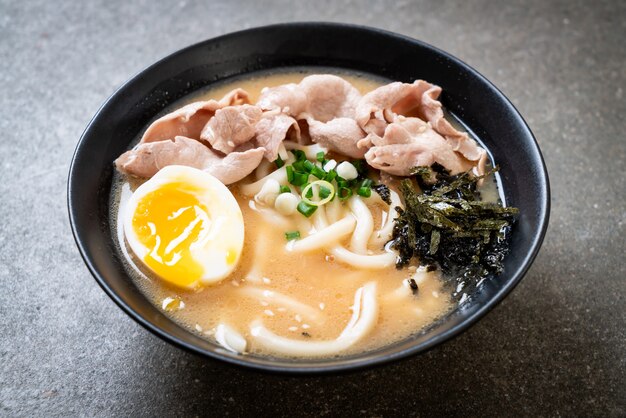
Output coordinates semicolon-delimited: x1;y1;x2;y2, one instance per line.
68;23;549;373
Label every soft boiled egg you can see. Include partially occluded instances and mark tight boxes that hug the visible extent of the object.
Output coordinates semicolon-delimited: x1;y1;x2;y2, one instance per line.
123;165;244;289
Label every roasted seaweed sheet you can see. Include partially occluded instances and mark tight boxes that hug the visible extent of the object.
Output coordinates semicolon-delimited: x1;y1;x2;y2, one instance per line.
391;164;519;298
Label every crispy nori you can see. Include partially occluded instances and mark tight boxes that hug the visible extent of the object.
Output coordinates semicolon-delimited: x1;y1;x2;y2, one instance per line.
391;165;518;298
372;183;392;205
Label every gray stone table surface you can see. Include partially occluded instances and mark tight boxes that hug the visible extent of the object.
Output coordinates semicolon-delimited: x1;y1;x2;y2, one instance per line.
1;0;624;416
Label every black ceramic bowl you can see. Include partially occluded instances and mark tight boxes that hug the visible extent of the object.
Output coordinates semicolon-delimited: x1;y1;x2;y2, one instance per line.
68;22;549;374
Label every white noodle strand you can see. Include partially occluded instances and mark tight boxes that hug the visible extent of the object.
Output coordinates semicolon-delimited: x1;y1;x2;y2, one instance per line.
215;323;247;354
249;282;378;357
348;197;374;254
325;196;343;224
240;167;288;196
369;189;402;248
288;216;356;253
313;205;397;269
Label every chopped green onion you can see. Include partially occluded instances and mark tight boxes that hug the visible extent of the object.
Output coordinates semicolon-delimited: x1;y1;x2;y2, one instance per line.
279;185;291;194
286;165;294;183
360;178;373;188
310;165;326;180
292;160;306;172
302;160;315;172
319;186;332;199
305;185;313;198
351;159;368;176
274;155;285;168
357;186;372;198
336;179;349;189
285;231;301;240
290;171;309;187
338;187;353;200
291;149;306;161
316;151;325;162
301;180;335;207
324;170;337;182
297;201;317;217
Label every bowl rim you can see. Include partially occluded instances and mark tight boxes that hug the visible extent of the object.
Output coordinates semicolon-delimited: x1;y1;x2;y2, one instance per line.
68;21;550;375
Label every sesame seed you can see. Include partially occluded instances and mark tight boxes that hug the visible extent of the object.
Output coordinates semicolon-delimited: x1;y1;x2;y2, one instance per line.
264;310;275;316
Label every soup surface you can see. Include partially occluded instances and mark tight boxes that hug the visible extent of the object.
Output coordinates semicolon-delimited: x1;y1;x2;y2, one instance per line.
111;68;501;358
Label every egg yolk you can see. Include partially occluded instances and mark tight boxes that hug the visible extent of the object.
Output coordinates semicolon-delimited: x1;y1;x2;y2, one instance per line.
132;182;210;287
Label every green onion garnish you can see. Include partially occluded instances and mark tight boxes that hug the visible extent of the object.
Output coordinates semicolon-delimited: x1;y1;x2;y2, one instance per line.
297;201;317;217
279;185;291;194
301;180;335;207
291;149;306;161
292;160;306;172
319;186;332;199
310;165;326;180
316;151;325;162
324;170;337;182
351;159;368;176
357;186;372;198
290;171;309;186
360;178;373;188
336;179;349;189
274;155;285;168
285;231;301;240
286;165;294;183
302;160;315;173
338;187;353;200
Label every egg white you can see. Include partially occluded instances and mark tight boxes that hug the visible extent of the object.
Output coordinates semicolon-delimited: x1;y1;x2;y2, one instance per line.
123;165;244;288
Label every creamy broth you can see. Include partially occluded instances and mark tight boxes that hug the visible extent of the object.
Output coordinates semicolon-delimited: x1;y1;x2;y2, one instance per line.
110;69;501;358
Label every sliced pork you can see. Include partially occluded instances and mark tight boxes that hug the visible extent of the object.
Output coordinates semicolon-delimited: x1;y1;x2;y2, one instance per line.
364;117;485;177
200;104;262;154
255;113;301;161
140;88;251;144
355;80;485;162
115;75;489;186
257;84;308;116
256;75;365;157
298;75;361;121
205;146;265;185
307;117;367;159
115;136;264;184
256;75;361;121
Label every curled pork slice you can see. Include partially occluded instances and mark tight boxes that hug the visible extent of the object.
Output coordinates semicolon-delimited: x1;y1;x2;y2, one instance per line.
355;80;484;162
205;146;265;185
140;88;251;144
115;136;264;184
299;74;362;121
256;75;361;122
255;113;301;161
115;136;216;178
257;84;308;116
200;104;262;154
307;117;367;158
364;118;485;177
